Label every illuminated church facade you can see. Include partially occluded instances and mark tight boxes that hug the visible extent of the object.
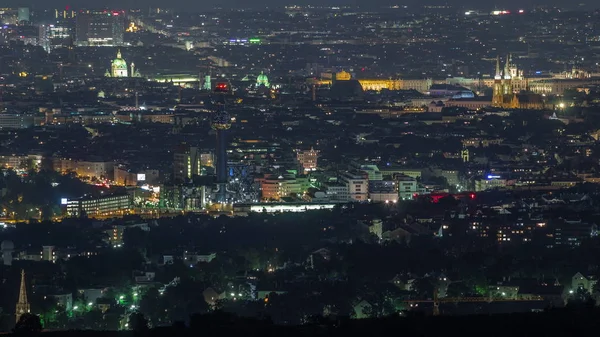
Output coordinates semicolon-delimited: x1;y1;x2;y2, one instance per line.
105;49;141;78
492;55;544;110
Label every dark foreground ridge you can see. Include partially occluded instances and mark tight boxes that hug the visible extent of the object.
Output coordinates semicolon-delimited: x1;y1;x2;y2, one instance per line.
6;307;600;337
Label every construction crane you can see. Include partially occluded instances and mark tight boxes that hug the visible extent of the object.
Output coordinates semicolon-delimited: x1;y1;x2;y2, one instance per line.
406;289;544;316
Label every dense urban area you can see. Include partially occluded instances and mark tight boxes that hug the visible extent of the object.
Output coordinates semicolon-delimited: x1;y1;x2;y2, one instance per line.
2;3;600;335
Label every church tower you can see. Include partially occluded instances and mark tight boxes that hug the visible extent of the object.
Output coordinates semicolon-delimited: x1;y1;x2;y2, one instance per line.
502;54;513;95
492;56;503;107
15;269;30;323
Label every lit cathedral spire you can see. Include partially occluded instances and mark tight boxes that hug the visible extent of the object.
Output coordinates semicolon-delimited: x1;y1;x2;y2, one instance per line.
495;56;502;80
15;269;30;323
504;54;512;79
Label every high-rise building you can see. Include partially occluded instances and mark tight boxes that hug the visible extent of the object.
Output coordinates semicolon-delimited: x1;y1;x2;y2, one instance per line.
173;146;213;182
15;270;30;323
75;10;125;46
211;97;231;203
39;24;72;52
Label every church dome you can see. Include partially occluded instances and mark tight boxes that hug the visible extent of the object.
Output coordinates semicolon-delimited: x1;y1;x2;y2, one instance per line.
112;52;127;69
110;49;129;77
256;71;270;87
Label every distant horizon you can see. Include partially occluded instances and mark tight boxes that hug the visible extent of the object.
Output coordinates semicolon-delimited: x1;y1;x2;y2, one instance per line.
4;0;598;12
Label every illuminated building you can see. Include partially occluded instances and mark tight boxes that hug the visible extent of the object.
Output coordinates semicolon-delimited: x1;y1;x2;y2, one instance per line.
0;154;42;170
310;71;433;93
65;194;131;217
492;55;545;109
369;180;398;203
42;246;56;263
256;71;270;87
339;171;369;201
75;10;125;46
106;49;128;77
55;7;76;19
211;95;232;203
125;22;139;33
395;175;418;200
321;182;350;201
161;185;206;211
105;223;149;247
148;74;199;85
0;114;36;129
53;158;114;180
296;147;319;172
114;166;159;186
234;203;336;214
202;75;212;90
475;175;507;192
259;173;308;201
173;146;213;182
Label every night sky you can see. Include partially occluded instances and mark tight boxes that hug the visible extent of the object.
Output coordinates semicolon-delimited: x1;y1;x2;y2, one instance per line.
5;0;592;10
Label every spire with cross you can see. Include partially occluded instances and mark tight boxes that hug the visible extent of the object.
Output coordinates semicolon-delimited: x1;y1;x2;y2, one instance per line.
15;269;30;323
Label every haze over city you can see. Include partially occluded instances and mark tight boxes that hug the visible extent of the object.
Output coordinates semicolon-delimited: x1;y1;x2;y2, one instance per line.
1;1;600;337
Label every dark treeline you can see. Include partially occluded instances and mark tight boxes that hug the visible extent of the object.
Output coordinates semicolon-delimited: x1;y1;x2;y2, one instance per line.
7;307;600;337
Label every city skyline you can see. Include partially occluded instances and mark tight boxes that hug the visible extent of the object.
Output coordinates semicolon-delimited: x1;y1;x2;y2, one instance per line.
0;0;595;10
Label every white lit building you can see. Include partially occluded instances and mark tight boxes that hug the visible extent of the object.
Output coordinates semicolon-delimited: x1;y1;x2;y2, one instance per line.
396;174;418;200
234;203;336;214
339;171;369;201
66;194;131;217
475;176;507;192
321;182;350;201
53;158;114;180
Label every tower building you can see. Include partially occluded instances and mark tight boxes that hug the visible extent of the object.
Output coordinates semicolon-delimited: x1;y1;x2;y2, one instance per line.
15;270;30;323
211;96;232;203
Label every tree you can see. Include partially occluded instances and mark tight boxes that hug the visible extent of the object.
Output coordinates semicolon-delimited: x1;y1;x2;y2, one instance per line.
412;277;436;299
13;313;43;335
128;312;149;336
